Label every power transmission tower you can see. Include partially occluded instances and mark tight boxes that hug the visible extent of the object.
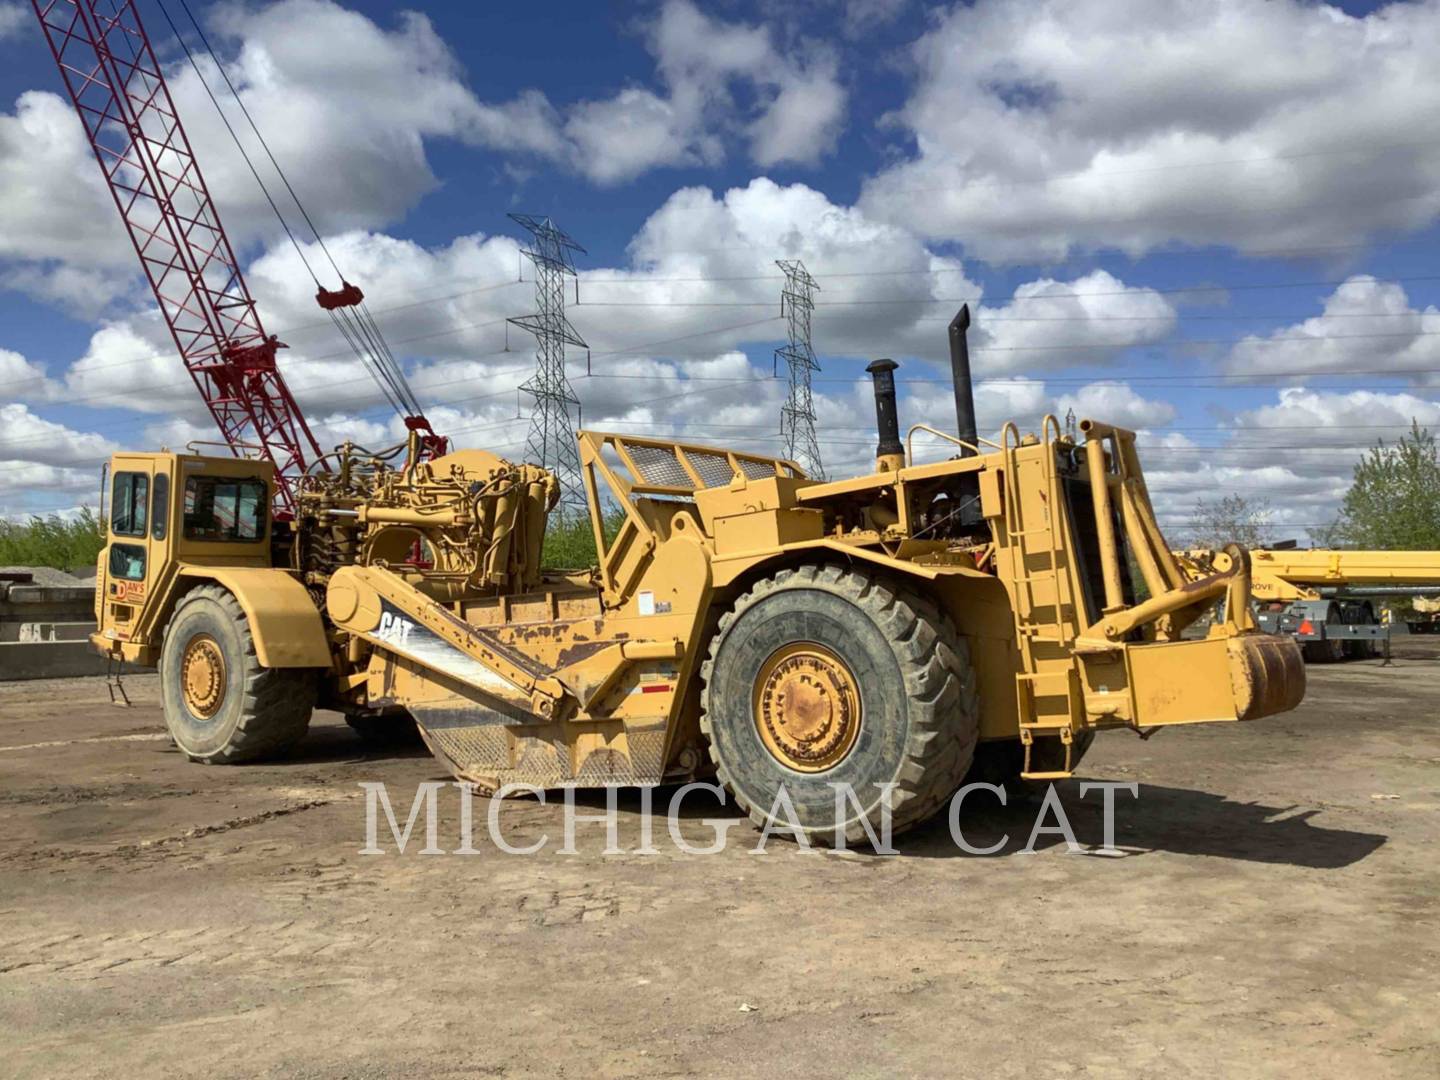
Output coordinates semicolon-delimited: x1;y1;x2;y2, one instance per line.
507;214;588;516
775;260;825;479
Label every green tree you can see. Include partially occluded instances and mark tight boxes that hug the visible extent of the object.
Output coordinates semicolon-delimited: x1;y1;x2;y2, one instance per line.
1332;422;1440;549
0;508;105;572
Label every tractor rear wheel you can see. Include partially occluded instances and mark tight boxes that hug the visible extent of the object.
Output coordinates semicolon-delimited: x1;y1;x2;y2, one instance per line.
159;585;316;763
1301;603;1347;663
700;563;979;846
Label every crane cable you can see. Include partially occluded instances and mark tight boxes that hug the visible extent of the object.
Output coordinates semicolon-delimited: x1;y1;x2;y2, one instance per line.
155;0;427;427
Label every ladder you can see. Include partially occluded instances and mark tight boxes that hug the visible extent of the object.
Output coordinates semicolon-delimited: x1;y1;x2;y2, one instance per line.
1000;417;1082;779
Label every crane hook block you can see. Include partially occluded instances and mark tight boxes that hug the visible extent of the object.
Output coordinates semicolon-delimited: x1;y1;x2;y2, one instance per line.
316;281;366;311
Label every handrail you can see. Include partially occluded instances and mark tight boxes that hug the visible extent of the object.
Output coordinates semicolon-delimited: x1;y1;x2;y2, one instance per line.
1039;415;1071;644
903;422;1000;463
185;439;264;458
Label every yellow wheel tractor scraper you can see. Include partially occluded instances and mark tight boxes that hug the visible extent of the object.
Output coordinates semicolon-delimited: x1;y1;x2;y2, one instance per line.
92;307;1305;845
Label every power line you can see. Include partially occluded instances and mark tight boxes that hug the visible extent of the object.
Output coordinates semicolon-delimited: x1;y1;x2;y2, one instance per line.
22;342;1440;426
576;279;1440;307
15;265;1440;392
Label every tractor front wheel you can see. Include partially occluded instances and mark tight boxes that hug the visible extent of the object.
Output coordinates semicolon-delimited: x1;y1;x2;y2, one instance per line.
159;585;316;763
700;563;979;846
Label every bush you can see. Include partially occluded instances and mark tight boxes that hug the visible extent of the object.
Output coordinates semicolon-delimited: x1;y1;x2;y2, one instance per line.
0;508;105;573
541;509;625;569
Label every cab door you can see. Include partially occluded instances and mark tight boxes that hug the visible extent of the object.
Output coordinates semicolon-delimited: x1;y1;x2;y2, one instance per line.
102;460;164;643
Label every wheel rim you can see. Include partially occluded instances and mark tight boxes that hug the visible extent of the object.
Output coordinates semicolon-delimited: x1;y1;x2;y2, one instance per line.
181;634;227;719
752;642;862;772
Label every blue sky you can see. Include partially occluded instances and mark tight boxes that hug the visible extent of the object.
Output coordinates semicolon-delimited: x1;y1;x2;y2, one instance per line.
3;0;1440;538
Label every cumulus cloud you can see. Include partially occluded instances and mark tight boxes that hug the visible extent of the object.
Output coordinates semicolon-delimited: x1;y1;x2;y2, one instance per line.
1227;276;1440;381
0;92;131;279
49;178;1185;478
1055;381;1175;430
0;0;517;309
0;348;57;402
585;180;1173;374
1136;385;1440;538
473;0;848;183
0;404;117;467
1235;387;1440;440
0;3;26;41
839;0;908;37
860;0;1440;260
1;0;847;318
977;271;1175;373
0;462;96;499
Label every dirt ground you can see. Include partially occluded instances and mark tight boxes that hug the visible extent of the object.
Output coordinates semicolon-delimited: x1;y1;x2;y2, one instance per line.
1;642;1437;1079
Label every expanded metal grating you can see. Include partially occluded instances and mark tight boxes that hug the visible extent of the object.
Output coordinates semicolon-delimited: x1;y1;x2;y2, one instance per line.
626;443;691;488
687;450;736;489
739;458;779;480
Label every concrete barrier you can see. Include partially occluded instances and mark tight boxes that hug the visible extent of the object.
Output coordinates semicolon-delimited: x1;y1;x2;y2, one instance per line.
1;575;97;643
0;640;154;681
18;622;94;643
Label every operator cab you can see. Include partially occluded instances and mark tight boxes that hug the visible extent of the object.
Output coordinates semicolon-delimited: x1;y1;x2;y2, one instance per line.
96;453;276;654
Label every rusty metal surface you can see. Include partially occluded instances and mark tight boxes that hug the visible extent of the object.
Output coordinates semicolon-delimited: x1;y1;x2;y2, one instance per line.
1230;634;1308;722
413;703;669;793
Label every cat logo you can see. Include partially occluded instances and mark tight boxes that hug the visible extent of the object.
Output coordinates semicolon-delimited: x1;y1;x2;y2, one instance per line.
375;611;416;647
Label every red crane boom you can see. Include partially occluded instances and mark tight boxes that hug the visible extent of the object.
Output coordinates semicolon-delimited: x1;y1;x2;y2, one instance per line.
30;0;324;512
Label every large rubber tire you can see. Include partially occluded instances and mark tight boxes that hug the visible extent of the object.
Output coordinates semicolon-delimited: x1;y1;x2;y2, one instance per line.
159;585;316;764
700;563;979;846
1346;603;1380;660
1302;604;1346;663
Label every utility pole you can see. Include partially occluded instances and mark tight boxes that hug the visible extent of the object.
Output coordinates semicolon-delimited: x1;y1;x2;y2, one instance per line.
775;259;825;479
507;214;588;516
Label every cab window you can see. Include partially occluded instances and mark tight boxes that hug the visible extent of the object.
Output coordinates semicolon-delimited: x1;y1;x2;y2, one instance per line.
151;473;170;541
183;477;267;542
109;543;146;581
110;472;148;537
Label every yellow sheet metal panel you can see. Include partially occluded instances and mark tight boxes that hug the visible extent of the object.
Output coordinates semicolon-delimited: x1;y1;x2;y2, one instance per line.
1117;633;1304;728
1124;639;1238;725
178;567;330;669
712;508;824;554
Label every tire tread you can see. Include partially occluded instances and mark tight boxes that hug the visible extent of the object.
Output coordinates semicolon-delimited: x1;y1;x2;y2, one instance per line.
162;584;314;764
700;562;979;844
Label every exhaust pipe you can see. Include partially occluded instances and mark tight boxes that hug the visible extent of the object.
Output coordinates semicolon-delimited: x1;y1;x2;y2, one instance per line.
948;304;977;456
866;358;906;472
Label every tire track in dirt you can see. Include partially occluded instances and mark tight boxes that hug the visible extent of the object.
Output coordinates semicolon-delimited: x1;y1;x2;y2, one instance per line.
0;920;380;978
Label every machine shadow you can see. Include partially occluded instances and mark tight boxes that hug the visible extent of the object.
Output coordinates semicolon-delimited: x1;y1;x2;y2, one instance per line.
570;779;1387;870
269;721;433;766
898;777;1388;869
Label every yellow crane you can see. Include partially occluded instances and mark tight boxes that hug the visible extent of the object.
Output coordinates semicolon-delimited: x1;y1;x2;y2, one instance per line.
1178;548;1440;661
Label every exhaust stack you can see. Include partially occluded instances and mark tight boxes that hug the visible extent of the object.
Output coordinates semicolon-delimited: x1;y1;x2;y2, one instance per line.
866;358;906;473
948;304;977;456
